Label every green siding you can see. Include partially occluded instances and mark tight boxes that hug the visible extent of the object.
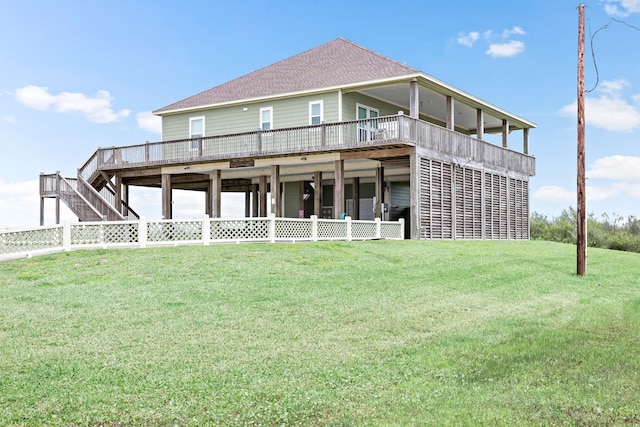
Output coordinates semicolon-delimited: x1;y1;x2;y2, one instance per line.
161;92;340;141
341;93;407;121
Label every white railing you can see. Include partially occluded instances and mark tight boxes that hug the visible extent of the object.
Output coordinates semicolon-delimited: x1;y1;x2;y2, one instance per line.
0;215;404;261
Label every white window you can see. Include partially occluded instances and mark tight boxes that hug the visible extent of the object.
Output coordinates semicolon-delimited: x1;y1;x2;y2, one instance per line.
309;101;323;125
357;104;379;142
189;116;204;151
260;107;273;131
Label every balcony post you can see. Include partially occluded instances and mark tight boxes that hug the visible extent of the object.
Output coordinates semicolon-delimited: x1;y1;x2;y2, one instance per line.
476;109;484;141
409;79;419;119
523;128;529;155
502;119;509;148
446;96;454;130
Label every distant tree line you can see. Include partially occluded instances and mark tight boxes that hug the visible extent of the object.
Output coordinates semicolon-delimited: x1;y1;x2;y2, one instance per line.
530;208;640;253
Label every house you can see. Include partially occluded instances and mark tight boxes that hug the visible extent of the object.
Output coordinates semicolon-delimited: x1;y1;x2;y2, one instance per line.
40;38;535;240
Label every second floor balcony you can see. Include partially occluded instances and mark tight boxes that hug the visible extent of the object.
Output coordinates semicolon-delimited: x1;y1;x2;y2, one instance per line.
80;114;535;185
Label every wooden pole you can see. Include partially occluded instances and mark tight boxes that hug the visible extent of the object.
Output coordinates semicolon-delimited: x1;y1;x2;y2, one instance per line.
577;3;587;276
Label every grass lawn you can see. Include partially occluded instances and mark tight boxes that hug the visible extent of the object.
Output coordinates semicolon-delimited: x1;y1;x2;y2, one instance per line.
1;240;639;426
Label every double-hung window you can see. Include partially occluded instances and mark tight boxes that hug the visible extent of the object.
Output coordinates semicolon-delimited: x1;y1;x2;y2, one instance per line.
189;116;204;151
309;101;323;126
260;107;273;131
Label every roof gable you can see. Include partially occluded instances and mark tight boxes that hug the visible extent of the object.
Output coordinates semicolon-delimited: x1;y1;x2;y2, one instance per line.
155;38;418;113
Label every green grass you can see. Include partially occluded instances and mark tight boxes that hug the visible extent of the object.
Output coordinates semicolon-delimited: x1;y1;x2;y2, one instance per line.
1;240;639;426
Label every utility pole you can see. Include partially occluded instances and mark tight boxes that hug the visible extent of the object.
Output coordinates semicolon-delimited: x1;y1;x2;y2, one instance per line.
577;3;587;276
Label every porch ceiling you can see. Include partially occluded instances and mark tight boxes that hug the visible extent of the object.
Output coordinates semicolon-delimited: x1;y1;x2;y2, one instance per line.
358;83;526;134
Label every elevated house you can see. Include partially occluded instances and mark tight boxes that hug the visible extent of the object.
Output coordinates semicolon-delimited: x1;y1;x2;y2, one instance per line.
40;38;535;240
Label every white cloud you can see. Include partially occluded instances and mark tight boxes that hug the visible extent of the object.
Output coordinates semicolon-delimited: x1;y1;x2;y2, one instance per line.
604;0;640;16
534;185;575;202
457;31;480;47
535;154;640;209
559;79;640;131
587;155;640;180
15;85;130;124
503;26;526;38
2;115;15;123
486;40;525;58
136;111;162;134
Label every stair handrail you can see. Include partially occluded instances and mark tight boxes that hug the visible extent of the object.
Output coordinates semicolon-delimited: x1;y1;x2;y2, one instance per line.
98;185;141;220
76;175;125;221
56;173;104;220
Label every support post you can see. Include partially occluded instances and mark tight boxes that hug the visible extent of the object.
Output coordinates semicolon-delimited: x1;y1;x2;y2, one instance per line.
55;197;60;225
409;152;420;240
334;160;344;219
252;184;259;217
271;165;280;217
210;170;221;218
245;190;251;218
115;175;122;215
313;171;322;218
161;173;172;219
40;196;45;226
375;166;384;219
259;175;267;217
523;128;530;155
352;177;360;220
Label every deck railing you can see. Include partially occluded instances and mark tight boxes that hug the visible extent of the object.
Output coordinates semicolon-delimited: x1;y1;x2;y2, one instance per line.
0;216;404;261
78;115;534;184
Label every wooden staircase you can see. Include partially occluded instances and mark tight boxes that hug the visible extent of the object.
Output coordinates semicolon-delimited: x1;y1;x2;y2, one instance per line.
39;172;139;222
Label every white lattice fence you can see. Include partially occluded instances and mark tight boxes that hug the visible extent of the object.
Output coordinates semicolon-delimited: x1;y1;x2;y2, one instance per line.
351;221;377;240
317;220;348;240
210;219;270;241
71;222;139;245
147;220;202;243
1;215;403;261
0;226;63;255
275;219;313;241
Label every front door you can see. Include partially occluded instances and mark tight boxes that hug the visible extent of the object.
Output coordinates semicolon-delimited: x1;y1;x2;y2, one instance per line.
357;104;379;142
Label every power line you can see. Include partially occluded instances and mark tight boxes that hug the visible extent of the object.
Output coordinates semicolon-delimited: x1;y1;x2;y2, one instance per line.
586;17;640;93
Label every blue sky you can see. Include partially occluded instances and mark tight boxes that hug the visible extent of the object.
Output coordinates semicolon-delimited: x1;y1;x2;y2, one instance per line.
1;0;640;227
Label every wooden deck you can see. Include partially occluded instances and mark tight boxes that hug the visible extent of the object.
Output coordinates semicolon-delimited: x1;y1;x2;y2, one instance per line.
78;114;535;187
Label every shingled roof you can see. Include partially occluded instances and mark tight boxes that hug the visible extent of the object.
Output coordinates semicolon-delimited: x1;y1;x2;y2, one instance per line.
155;38;419;114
